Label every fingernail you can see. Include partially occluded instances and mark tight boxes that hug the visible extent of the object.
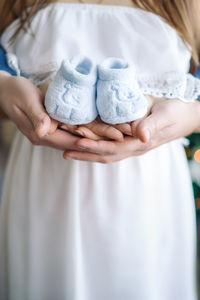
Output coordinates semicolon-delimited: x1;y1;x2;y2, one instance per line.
118;136;124;142
60;125;68;130
124;130;132;136
75;129;85;137
124;125;132;133
143;129;151;142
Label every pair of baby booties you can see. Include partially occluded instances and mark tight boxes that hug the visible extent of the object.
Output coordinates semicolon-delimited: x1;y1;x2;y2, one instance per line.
44;55;148;125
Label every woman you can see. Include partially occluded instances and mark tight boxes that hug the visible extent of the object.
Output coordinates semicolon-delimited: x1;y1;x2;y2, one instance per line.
0;0;200;299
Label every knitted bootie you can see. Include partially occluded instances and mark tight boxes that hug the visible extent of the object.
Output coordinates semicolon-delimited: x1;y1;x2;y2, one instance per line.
45;55;98;125
97;57;148;124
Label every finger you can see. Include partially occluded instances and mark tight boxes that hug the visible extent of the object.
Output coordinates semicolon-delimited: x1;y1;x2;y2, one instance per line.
13;106;81;150
59;123;101;140
11;105;34;136
35;114;52;138
136;103;174;143
75;126;102;140
113;123;132;136
40;129;82;150
48;119;59;135
75;138;118;155
59;123;78;134
75;135;144;156
60;121;124;141
130;100;153;137
63;150;109;163
131;117;147;137
22;88;52;138
63;150;127;163
85;122;124;142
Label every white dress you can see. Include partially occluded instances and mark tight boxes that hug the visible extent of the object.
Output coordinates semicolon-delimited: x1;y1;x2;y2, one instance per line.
0;3;197;300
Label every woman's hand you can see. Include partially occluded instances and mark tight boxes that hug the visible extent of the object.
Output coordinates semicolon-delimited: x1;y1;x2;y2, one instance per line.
59;117;133;142
136;98;200;142
63;99;200;163
0;72;83;150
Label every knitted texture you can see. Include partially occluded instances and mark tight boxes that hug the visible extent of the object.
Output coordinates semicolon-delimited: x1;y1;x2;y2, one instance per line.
45;56;98;125
97;58;148;124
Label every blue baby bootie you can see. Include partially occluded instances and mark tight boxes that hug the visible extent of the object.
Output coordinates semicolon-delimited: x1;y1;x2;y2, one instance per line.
97;58;148;124
45;55;98;125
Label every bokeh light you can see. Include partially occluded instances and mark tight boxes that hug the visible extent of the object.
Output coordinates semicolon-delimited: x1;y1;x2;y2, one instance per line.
194;149;200;163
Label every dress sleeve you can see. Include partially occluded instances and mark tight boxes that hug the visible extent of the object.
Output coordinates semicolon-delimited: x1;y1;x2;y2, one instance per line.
137;71;200;102
0;45;17;75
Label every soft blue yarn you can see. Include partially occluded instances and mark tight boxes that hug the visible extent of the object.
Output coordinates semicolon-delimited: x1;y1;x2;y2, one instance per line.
97;57;148;124
45;55;98;125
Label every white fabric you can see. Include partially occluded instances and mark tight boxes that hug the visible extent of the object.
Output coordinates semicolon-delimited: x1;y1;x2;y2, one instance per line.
0;3;197;300
138;72;200;102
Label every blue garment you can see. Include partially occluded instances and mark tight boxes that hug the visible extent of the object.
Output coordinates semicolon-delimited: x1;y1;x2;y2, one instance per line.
195;66;200;78
194;66;200;100
0;46;17;76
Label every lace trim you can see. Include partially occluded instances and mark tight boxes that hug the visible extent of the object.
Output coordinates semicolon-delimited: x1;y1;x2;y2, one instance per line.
137;72;200;102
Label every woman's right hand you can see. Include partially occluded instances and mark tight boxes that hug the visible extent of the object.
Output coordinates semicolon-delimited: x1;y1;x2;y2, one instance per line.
0;72;82;150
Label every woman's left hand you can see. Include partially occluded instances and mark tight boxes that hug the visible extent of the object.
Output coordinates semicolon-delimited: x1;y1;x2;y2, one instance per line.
63;99;200;163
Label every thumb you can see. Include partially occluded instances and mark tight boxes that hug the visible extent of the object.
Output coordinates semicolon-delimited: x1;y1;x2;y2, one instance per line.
25;91;52;138
136;104;171;143
34;113;52;138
